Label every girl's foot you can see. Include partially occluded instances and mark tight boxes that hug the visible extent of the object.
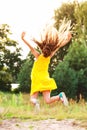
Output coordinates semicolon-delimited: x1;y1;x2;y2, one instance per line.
35;102;40;111
59;92;68;106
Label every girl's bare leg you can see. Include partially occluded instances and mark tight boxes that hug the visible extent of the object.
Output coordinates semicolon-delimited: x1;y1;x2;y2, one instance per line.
42;90;60;104
30;92;39;105
30;92;40;111
43;90;68;106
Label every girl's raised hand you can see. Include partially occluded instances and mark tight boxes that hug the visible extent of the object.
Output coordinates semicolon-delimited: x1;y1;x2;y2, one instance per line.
21;32;26;40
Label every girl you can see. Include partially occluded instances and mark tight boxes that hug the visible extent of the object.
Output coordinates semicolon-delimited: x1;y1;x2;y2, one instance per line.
21;20;72;109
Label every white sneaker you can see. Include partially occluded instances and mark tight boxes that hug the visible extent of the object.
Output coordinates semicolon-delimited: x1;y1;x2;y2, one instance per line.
30;98;40;112
59;92;69;106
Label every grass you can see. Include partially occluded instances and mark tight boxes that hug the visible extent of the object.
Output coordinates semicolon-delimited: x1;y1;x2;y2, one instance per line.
0;91;87;129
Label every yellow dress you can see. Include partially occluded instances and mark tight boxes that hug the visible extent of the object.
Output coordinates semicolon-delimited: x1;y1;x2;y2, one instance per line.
30;54;57;95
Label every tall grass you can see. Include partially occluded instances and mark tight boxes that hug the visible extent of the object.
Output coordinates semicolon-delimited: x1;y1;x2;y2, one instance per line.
0;91;87;122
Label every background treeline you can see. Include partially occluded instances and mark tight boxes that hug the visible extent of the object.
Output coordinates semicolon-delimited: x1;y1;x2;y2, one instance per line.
0;1;87;101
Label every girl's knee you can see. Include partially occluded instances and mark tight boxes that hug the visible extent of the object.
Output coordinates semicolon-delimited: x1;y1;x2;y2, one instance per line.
42;90;51;104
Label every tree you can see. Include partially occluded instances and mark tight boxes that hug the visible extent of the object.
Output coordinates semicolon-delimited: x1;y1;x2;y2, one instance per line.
49;41;71;76
53;39;87;101
54;2;76;29
49;2;76;76
73;1;87;39
49;0;87;76
17;52;34;93
0;24;22;91
0;70;12;91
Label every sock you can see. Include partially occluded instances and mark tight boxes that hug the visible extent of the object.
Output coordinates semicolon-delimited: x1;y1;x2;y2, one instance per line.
30;98;38;104
58;92;63;98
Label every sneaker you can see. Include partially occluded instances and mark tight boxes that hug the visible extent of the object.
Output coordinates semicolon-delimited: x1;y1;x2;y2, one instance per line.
59;92;68;106
30;98;40;112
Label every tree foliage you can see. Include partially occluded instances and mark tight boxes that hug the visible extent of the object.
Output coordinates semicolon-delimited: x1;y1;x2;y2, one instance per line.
51;1;87;100
17;52;34;93
49;2;76;75
54;2;76;29
53;39;87;101
0;24;22;91
74;1;87;37
50;1;87;75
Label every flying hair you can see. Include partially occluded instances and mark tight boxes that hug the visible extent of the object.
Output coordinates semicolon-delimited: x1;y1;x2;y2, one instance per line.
57;18;72;46
32;18;72;57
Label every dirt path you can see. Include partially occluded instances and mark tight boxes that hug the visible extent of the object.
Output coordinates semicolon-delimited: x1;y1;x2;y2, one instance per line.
0;118;86;130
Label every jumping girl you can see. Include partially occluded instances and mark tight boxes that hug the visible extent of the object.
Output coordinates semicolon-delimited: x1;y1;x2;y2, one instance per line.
21;20;72;110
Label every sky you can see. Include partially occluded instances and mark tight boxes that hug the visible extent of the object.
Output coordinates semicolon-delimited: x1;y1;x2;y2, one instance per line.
0;0;85;58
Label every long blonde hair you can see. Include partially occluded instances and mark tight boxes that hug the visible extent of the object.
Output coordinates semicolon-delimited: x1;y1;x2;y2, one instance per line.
32;18;71;57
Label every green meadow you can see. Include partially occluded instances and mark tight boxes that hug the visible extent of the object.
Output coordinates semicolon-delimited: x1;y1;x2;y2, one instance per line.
0;92;87;129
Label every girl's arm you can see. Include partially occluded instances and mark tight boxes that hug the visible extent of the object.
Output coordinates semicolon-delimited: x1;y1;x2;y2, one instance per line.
50;32;72;58
21;32;40;59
